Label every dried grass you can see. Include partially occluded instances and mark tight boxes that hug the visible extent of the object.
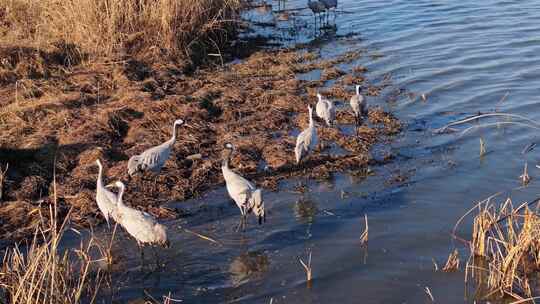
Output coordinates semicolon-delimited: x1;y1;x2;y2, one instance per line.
460;197;540;300
0;174;107;303
360;214;368;246
299;250;313;288
0;0;241;59
442;249;460;272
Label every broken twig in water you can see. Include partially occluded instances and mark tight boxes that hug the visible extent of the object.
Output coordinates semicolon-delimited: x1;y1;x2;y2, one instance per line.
520;162;530;186
181;227;221;245
479;138;486;157
434;112;540;134
522;142;536;154
424;286;435;302
442;249;460;272
299;250;313;287
360;214;369;246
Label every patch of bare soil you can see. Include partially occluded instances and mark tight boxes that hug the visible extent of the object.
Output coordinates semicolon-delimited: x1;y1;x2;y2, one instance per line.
0;45;401;241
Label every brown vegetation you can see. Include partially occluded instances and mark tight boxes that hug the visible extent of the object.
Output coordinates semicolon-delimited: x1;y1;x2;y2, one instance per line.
0;181;107;304
459;197;540;301
0;1;401;241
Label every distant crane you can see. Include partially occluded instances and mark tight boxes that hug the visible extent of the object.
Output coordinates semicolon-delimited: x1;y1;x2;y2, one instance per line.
315;93;335;127
295;105;318;164
107;181;169;250
350;85;368;127
222;143;265;227
127;119;185;178
95;159;118;226
308;0;326;27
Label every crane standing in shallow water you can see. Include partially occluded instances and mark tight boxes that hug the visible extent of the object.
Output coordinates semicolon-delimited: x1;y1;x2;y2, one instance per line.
95;159;118;226
222;143;265;228
106;181;169;259
295;105;318;164
350;85;368;128
127;119;185;177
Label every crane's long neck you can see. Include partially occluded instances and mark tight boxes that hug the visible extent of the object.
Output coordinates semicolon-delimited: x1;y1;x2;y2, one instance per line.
97;162;103;188
170;122;179;143
308;108;314;127
356;86;360;96
117;184;126;209
222;149;232;169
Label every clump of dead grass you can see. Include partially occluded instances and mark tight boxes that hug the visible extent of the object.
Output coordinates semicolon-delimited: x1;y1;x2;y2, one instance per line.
0;0;241;60
459;198;540;301
0;177;107;303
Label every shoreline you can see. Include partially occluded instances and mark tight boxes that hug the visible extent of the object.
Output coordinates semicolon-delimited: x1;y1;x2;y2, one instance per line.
0;10;401;242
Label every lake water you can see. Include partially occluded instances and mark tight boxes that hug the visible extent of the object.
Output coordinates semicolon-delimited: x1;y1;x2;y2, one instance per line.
92;1;540;303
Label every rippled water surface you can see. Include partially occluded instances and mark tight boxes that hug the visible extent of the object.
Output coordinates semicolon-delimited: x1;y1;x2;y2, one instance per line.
91;1;540;303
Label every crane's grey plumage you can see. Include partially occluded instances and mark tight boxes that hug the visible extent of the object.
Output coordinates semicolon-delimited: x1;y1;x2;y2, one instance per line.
127;119;184;176
95;160;118;226
308;0;326;25
315;93;335;126
107;181;169;247
295;105;318;164
350;85;368;125
222;143;265;225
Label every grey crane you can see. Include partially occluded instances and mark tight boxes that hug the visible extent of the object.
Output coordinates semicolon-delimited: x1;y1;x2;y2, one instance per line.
222;143;265;226
295;105;318;164
350;85;368;126
106;181;169;248
95;159;118;226
308;0;326;26
127;119;185;177
315;93;335;127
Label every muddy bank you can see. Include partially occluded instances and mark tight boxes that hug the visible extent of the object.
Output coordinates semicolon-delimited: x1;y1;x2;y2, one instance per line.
0;43;400;241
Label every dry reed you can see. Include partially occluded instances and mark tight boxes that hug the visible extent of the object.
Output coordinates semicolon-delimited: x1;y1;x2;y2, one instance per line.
0;172;107;303
442;249;460;272
479;138;486;157
360;214;368;246
0;0;241;59
0;163;7;201
299;250;312;287
461;197;540;301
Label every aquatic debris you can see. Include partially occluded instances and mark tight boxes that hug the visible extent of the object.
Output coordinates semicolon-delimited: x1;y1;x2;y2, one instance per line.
424;286;435;302
434;113;540;135
432;258;439;271
360;214;368;246
522;142;536;154
182;227;221;245
479;138;486;157
299;250;313;287
520;162;530;186
442;249;460;272
0;163;8;202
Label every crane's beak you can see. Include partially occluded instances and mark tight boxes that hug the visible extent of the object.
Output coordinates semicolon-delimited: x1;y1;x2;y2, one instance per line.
105;183;115;189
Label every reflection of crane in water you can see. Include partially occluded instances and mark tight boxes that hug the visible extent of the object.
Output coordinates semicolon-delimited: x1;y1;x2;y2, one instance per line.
229;251;269;286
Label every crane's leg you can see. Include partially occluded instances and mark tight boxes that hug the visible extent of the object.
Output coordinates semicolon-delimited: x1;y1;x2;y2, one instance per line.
152;246;161;271
138;245;145;271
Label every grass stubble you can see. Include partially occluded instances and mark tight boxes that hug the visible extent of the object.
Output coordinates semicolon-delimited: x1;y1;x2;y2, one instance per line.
453;195;540;302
